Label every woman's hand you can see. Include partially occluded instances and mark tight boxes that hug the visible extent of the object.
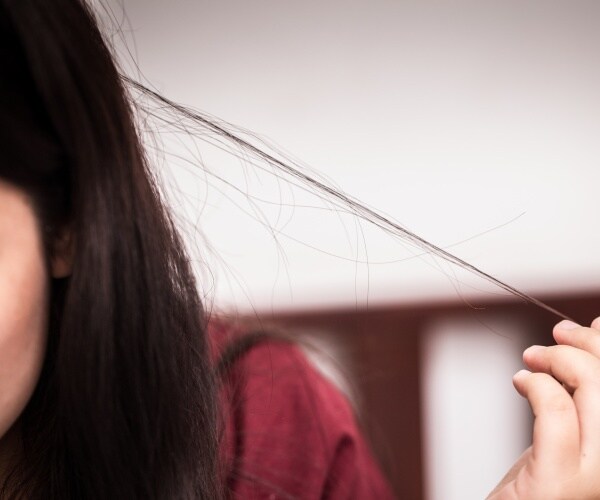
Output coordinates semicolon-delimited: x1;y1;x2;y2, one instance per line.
487;318;600;500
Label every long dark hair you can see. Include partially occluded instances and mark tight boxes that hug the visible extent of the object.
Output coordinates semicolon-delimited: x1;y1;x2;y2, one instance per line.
0;0;221;497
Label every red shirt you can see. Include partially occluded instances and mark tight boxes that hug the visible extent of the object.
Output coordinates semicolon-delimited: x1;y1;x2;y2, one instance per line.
209;320;396;499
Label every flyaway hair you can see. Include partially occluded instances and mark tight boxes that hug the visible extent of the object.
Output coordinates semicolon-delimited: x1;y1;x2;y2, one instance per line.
122;75;575;323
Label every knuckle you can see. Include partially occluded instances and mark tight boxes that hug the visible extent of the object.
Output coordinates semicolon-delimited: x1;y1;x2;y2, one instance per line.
553;344;571;355
576;325;600;345
529;373;572;412
589;363;600;382
545;344;566;365
584;330;600;355
545;394;572;413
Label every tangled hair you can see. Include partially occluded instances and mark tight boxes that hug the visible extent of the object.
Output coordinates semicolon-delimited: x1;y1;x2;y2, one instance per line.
0;0;221;497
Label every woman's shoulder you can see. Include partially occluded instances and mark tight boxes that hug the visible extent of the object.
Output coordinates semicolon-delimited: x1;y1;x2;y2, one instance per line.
207;316;396;499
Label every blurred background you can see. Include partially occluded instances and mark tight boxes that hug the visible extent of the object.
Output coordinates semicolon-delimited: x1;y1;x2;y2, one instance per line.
104;1;600;498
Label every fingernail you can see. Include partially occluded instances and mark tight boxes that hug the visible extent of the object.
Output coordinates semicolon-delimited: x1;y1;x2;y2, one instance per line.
513;369;530;381
524;345;545;356
557;320;580;331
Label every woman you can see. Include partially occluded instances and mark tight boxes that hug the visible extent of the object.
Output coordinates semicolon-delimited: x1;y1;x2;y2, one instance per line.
0;0;598;499
0;0;394;498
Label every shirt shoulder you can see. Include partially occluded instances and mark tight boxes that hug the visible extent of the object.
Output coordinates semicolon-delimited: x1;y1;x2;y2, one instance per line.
209;319;396;499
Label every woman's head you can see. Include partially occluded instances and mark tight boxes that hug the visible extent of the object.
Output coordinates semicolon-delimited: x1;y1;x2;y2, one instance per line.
0;1;221;497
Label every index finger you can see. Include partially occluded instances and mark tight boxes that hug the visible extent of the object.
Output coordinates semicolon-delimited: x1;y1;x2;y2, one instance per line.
513;369;580;476
524;345;600;459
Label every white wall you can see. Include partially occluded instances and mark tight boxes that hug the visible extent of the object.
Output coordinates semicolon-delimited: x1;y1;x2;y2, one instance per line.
103;0;600;313
421;316;531;500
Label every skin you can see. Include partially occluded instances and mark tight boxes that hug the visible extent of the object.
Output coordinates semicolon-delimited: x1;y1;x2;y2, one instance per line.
487;317;600;499
0;179;72;476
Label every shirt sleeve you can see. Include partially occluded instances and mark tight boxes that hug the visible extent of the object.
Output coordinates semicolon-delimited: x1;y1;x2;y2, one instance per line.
219;338;396;500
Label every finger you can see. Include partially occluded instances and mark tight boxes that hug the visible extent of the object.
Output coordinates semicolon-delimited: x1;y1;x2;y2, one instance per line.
591;316;600;331
553;320;600;359
523;345;600;458
513;369;580;474
523;344;600;395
